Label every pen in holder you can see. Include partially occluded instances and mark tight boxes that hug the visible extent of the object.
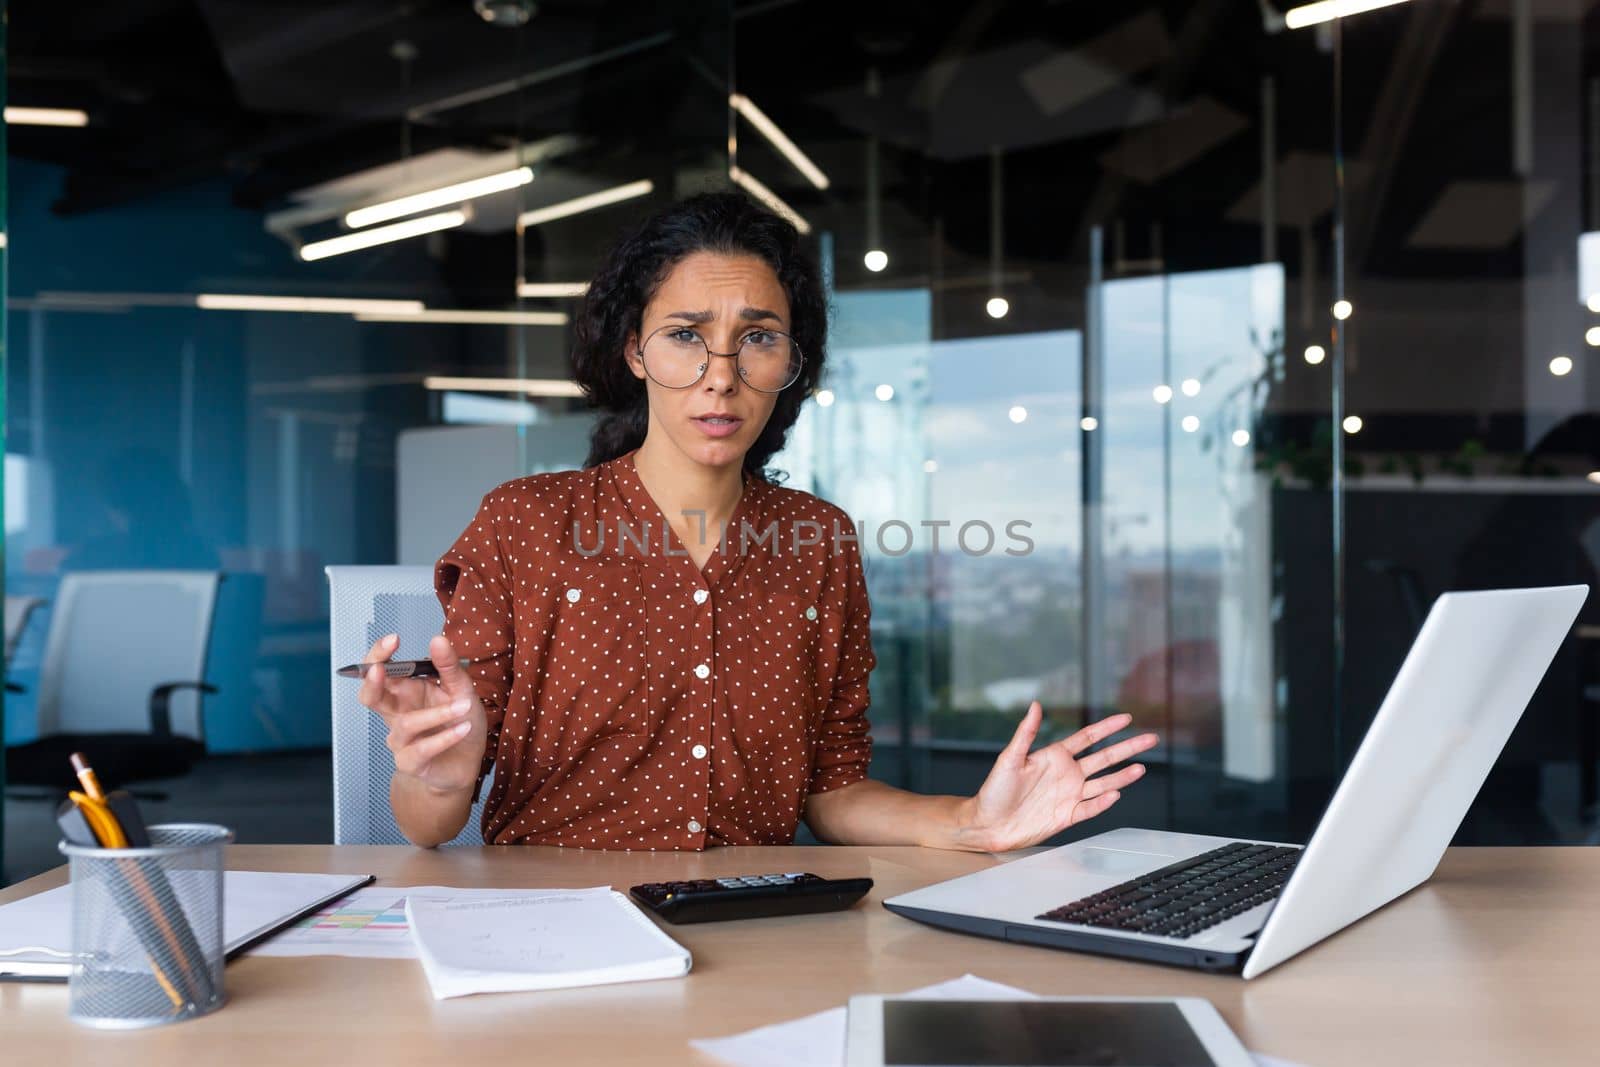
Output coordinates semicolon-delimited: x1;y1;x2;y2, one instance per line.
58;823;233;1029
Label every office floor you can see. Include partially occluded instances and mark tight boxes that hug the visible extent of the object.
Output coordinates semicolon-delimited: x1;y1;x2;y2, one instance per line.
3;751;334;886
4;754;1595;888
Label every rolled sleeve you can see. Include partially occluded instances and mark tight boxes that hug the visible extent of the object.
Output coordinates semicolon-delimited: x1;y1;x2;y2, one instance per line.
807;538;875;794
435;492;515;791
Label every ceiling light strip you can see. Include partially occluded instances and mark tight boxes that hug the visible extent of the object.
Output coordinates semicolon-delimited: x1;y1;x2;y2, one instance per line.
518;180;655;228
345;167;532;228
729;95;830;190
517;282;591;298
357;309;569;325
300;210;467;262
423;376;585;397
197;294;425;314
1283;0;1410;30
727;166;813;235
5;106;89;127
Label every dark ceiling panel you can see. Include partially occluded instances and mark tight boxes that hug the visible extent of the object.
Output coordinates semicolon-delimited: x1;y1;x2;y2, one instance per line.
5;0;1552;284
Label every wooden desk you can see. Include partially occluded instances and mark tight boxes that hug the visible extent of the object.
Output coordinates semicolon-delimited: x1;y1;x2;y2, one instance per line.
3;845;1597;1064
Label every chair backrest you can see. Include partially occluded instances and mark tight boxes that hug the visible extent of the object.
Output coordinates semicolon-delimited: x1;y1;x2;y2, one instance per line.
36;571;220;740
4;595;45;665
1582;518;1600;581
326;565;488;846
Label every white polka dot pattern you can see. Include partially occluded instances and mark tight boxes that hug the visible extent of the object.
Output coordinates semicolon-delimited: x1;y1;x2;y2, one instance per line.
433;449;876;850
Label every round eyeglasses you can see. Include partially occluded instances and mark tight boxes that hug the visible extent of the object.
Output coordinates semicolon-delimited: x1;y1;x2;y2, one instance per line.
637;325;805;393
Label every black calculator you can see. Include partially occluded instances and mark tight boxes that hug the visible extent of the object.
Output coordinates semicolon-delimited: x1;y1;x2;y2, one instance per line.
628;872;874;924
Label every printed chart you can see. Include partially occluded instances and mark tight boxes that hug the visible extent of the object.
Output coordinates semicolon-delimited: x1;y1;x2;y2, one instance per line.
248;885;590;959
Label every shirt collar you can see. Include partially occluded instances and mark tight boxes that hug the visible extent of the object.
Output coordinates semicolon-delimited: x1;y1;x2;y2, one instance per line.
604;449;764;585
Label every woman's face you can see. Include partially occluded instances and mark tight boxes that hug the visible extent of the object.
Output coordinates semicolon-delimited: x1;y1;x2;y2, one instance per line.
627;251;791;473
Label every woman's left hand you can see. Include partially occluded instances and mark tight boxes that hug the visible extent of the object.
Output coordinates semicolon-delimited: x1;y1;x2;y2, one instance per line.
957;702;1159;852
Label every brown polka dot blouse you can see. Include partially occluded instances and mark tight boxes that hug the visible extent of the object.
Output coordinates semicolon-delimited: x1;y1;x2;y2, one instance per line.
434;450;875;849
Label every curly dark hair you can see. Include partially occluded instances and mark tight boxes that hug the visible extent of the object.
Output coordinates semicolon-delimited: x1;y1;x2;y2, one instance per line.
571;191;827;479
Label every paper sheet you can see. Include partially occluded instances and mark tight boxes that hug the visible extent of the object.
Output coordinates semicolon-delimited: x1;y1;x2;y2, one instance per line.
247;884;572;959
689;974;1309;1067
0;871;371;975
407;888;691;1000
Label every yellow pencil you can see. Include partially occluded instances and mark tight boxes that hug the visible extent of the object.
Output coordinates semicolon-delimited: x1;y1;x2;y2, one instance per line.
69;751;107;802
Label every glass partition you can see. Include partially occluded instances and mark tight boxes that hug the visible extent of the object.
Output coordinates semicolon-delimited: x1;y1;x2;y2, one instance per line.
6;3;1599;883
2;9;9;862
1336;4;1600;843
2;8;736;881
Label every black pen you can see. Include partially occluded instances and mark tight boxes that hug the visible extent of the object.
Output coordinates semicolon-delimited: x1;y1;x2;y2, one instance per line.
335;658;471;679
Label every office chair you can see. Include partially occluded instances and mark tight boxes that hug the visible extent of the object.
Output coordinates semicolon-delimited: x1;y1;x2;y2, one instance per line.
4;595;45;693
4;595;44;665
1365;559;1427;631
326;565;489;846
5;571;220;790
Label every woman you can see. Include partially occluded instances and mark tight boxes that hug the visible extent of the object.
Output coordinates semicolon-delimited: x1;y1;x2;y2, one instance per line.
359;192;1158;849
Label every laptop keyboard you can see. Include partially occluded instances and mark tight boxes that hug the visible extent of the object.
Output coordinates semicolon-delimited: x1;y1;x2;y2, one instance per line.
1036;842;1301;940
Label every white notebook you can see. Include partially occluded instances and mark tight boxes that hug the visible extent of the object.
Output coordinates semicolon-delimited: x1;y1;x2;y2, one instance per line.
0;870;373;979
406;887;691;1000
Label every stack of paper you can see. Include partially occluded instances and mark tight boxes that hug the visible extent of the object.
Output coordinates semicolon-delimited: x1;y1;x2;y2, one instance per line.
406;887;691;1000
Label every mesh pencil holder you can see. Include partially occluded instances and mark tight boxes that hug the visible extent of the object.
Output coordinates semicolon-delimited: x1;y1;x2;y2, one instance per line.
58;823;233;1029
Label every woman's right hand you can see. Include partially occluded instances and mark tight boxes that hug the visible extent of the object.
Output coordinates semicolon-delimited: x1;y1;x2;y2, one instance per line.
357;633;487;796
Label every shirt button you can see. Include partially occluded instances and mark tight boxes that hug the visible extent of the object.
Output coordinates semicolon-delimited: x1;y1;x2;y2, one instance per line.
565;588;581;603
694;663;710;679
687;819;703;834
691;744;708;759
804;606;818;621
693;588;709;605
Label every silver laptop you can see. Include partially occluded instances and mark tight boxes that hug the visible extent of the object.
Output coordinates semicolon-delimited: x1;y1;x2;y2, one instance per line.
884;585;1588;979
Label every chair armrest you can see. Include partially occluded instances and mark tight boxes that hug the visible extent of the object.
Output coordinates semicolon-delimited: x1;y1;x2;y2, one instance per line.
149;681;219;738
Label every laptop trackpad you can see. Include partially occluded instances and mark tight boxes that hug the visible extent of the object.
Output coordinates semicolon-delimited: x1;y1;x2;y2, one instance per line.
1080;846;1175;876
